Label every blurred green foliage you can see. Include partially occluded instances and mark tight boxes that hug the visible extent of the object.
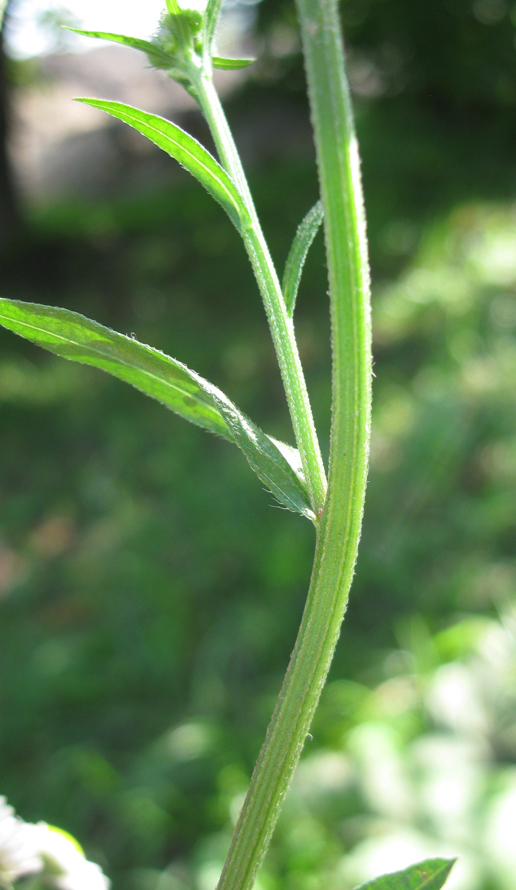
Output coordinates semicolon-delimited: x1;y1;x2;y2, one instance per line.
2;2;516;889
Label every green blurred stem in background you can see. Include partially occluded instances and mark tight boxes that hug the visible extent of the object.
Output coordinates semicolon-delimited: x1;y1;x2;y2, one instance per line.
215;0;372;888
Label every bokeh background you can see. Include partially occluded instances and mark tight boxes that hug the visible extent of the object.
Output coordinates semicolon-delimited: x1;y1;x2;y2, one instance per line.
1;1;516;889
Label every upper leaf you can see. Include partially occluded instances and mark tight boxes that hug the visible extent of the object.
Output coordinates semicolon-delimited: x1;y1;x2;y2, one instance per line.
0;298;314;521
69;13;250;80
282;200;323;317
353;858;457;890
76;99;250;233
66;28;173;68
69;12;203;93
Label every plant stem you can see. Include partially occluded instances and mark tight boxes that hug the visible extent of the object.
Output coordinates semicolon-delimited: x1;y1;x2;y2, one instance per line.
215;0;372;886
190;67;327;518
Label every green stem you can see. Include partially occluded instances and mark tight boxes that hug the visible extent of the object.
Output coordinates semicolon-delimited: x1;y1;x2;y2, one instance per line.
190;67;327;517
215;0;372;886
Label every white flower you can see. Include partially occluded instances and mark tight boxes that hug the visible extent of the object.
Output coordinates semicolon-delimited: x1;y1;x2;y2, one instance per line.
34;823;110;890
0;797;42;884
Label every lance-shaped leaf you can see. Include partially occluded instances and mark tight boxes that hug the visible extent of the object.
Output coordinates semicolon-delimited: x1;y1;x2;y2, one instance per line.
353;858;457;890
66;28;173;69
68;27;254;73
0;298;314;521
282;200;323;317
76;99;250;233
212;56;255;69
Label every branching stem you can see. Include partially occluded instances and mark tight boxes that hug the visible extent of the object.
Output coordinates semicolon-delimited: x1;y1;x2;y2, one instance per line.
190;67;328;518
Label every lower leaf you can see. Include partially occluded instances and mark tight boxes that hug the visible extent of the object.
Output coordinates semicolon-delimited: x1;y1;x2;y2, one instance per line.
0;298;314;521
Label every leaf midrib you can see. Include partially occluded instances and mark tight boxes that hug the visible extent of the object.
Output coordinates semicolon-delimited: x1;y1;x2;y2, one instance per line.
81;101;243;224
0;309;229;433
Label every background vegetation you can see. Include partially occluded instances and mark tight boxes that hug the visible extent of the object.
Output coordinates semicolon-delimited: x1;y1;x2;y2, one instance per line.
1;1;516;889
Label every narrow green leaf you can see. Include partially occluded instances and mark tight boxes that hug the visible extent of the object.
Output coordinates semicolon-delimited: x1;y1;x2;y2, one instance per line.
65;28;172;67
202;0;223;62
0;298;314;520
212;56;255;70
282;200;323;317
76;99;249;233
0;298;227;435
353;858;457;890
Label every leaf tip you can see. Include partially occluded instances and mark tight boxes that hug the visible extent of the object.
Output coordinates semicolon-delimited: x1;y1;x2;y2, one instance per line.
73;97;103;109
352;856;458;890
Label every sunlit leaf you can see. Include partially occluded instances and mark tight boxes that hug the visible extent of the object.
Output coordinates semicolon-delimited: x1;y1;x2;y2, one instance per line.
76;99;250;233
212;56;255;69
282;200;323;317
0;299;314;520
66;28;173;68
353;858;457;890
